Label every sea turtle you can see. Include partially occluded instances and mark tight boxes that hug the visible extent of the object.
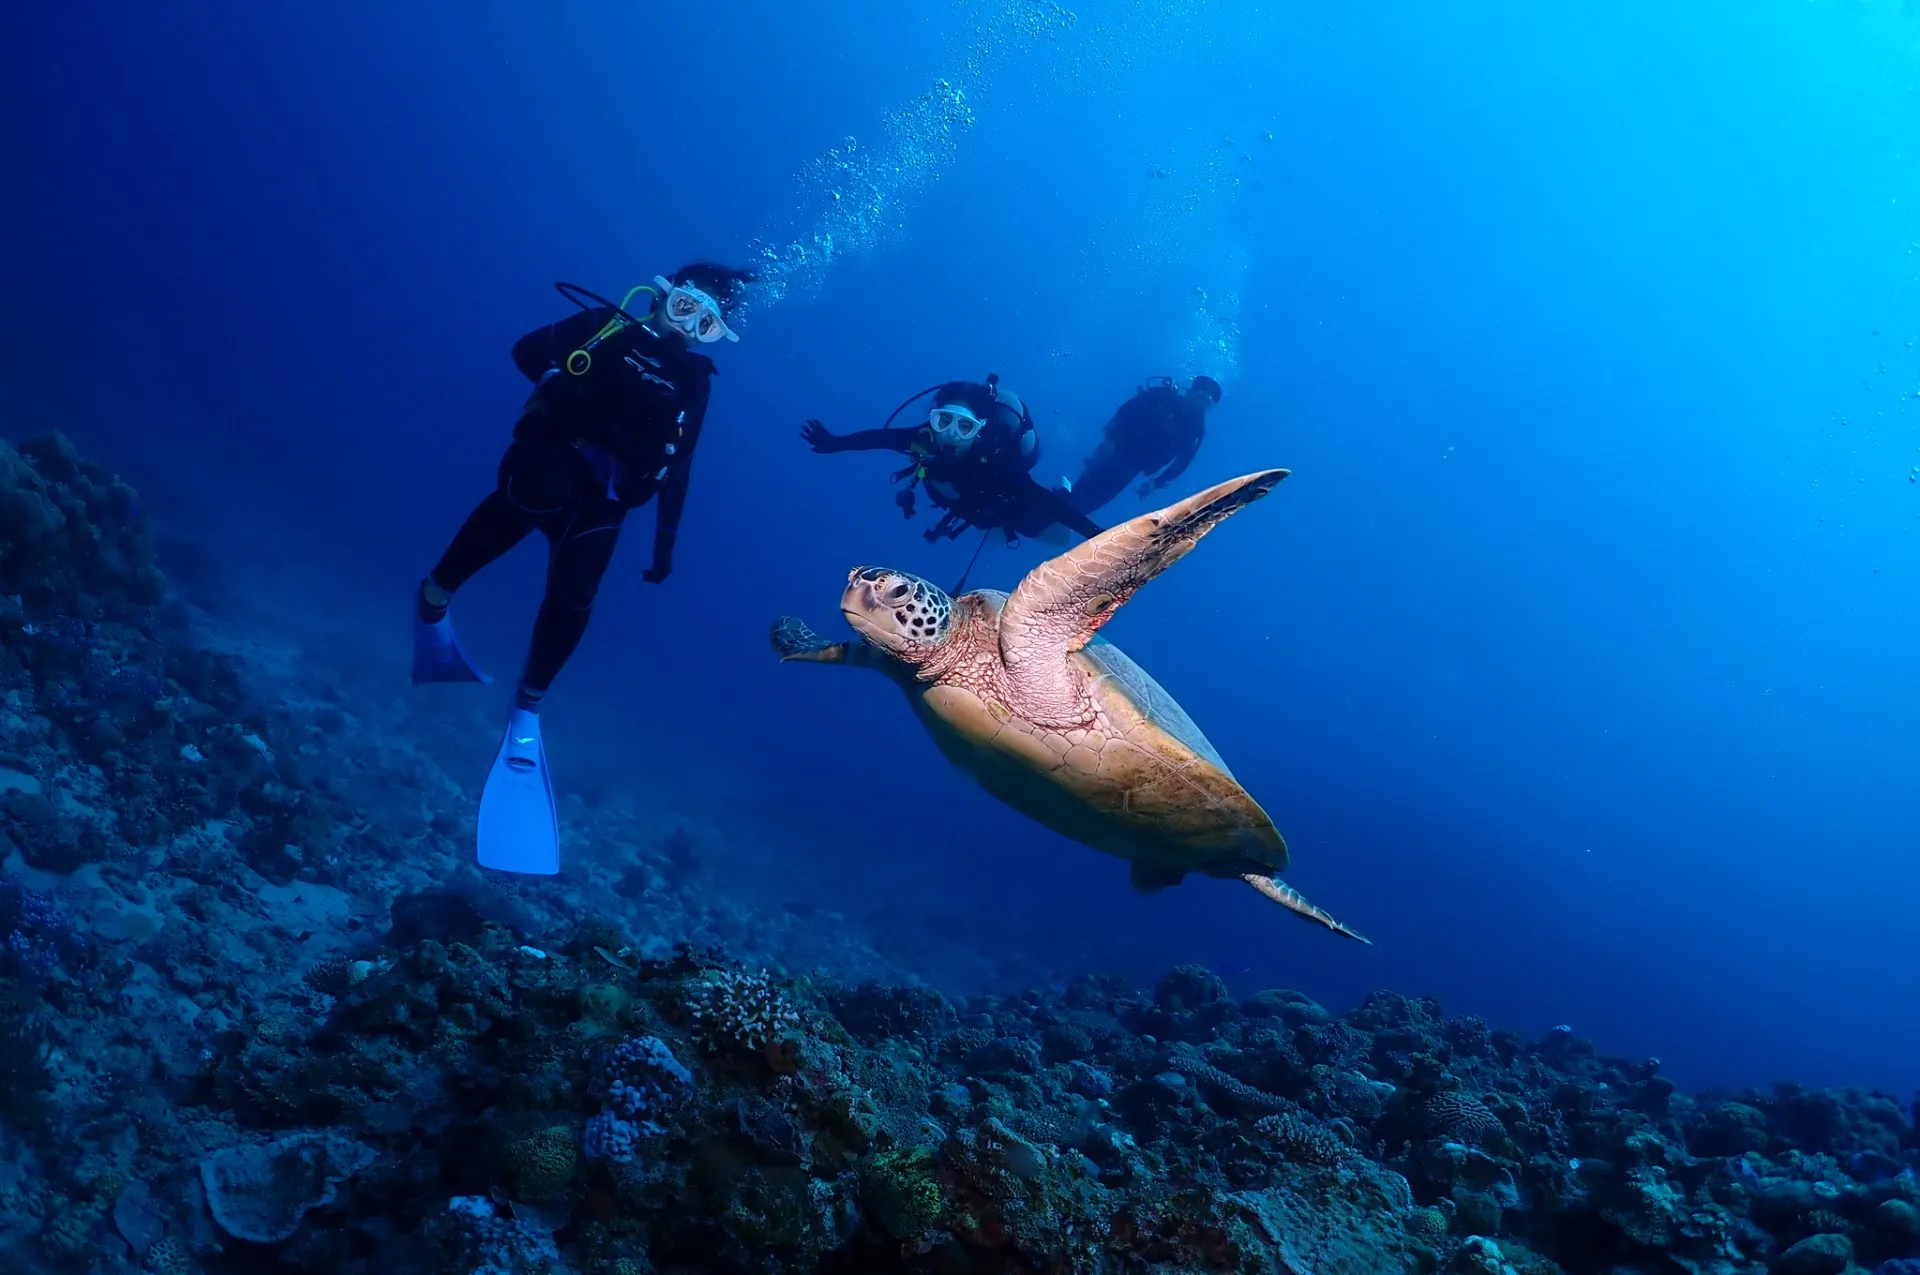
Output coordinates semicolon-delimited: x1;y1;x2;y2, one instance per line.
770;470;1368;942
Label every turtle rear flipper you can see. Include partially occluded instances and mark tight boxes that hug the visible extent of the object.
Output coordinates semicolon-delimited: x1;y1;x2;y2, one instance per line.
1242;873;1371;944
771;616;850;663
1129;862;1188;894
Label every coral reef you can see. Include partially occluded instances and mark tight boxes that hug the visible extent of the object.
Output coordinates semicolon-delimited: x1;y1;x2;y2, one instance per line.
0;432;163;621
687;966;802;1055
582;1035;694;1163
0;430;1914;1275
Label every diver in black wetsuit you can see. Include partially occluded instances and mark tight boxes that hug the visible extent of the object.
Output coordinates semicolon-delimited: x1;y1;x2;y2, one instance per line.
411;263;753;708
1068;374;1221;515
802;376;1105;544
411;264;755;877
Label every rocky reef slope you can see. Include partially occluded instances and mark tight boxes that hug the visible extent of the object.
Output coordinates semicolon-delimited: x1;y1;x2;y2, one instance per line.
1;433;1916;1275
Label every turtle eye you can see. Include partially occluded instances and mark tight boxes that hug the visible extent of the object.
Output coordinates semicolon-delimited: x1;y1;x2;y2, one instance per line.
886;582;912;602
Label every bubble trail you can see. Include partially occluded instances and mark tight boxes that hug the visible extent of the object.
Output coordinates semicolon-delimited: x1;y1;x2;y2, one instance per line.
737;0;1078;318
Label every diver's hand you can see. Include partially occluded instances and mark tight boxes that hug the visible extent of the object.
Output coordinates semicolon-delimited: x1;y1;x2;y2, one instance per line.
801;420;842;453
1135;479;1158;499
642;550;673;584
894;487;916;519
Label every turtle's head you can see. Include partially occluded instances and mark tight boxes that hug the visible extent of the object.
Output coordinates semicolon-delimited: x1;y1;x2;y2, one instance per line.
841;567;953;661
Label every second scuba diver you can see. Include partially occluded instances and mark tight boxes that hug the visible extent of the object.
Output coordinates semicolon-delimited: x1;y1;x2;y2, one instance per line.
410;263;754;874
1067;374;1221;515
802;375;1105;546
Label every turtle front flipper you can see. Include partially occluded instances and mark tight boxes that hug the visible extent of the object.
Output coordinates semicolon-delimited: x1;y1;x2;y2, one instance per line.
1242;873;1371;945
771;617;852;663
1000;470;1289;673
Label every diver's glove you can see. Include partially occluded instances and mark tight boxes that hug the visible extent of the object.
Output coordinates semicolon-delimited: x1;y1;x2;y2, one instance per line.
1135;479;1159;499
801;420;843;453
894;487;917;519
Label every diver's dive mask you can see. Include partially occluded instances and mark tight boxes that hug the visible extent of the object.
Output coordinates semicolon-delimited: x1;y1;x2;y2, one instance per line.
652;275;738;344
928;405;986;447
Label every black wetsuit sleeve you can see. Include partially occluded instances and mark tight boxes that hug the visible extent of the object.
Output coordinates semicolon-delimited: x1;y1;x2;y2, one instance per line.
652;378;709;562
825;426;924;454
1050;488;1106;540
1152;424;1205;488
1014;478;1103;540
511;307;617;382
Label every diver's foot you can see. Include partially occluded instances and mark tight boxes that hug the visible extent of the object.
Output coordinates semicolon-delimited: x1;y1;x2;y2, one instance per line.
410;580;492;685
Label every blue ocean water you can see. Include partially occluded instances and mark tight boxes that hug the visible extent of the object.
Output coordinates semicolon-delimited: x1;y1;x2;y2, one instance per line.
4;0;1916;1103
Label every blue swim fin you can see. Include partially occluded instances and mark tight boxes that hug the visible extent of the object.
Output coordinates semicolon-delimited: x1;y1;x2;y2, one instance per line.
412;599;493;685
477;707;559;874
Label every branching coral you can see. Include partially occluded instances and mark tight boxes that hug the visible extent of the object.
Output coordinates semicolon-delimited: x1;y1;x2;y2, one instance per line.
1255;1112;1349;1166
687;968;800;1054
1164;1045;1292;1115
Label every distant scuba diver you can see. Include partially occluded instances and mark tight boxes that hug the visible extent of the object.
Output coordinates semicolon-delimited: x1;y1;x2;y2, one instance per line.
802;375;1104;551
410;265;753;875
1067;374;1222;515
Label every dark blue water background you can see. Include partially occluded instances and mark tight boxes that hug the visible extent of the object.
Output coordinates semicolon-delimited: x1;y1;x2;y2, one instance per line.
5;1;1917;1093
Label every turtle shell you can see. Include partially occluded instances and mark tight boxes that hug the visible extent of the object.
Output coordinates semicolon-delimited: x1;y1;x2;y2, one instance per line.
1080;636;1228;774
907;604;1286;887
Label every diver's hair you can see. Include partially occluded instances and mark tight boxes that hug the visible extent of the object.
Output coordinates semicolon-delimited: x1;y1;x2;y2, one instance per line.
932;380;997;419
671;261;758;308
932;379;1032;453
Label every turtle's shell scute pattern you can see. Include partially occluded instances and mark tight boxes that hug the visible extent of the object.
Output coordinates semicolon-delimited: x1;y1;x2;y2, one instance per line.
1081;636;1229;775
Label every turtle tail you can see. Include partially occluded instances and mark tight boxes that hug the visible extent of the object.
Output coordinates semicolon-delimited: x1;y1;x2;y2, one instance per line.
1242;874;1371;945
771;617;851;663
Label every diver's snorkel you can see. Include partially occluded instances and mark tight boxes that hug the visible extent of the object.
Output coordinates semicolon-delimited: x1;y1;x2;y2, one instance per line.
879;383;945;431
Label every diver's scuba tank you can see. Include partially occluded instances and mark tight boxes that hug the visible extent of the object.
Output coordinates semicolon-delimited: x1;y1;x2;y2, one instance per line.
984;373;1040;472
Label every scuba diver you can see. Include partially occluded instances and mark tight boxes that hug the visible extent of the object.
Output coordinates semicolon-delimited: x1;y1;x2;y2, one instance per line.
1067;374;1222;515
801;375;1104;549
409;263;754;875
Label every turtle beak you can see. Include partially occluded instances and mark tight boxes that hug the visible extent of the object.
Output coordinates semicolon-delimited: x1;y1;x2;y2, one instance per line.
840;576;875;618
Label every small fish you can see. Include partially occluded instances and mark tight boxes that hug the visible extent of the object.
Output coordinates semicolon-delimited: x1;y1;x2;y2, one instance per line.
595;945;636;972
